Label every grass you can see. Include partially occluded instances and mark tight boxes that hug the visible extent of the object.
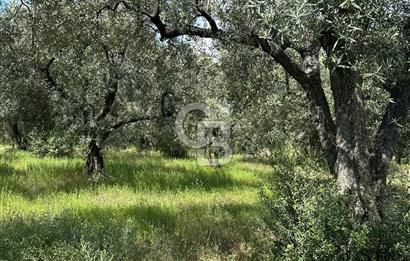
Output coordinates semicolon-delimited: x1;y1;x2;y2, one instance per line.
0;146;273;260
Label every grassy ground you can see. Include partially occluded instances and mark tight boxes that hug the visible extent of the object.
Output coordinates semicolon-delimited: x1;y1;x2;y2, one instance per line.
0;146;273;260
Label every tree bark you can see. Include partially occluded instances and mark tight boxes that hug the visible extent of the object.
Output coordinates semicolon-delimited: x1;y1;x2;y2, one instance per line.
371;78;410;214
85;140;104;178
300;47;337;175
328;66;380;220
320;29;377;217
7;121;27;150
324;63;387;224
330;67;370;191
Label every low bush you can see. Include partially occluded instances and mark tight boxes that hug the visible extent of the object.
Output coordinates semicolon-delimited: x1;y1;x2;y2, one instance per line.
28;129;77;158
261;151;410;260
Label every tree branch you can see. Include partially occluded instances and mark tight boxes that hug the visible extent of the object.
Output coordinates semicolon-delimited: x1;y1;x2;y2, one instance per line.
141;2;311;86
195;0;218;33
44;57;57;89
101;43;112;63
97;0;137;18
20;0;31;13
370;77;410;213
95;42;127;123
102;115;161;141
95;71;120;122
41;57;69;99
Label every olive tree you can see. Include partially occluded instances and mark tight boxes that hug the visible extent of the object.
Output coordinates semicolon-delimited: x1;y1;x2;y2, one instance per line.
126;0;409;219
1;0;178;176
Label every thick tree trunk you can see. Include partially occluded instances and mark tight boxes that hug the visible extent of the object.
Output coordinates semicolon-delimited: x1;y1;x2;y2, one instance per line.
371;78;410;214
330;68;370;192
301;47;337;175
7;121;27;150
328;65;381;219
85;140;104;178
319;31;376;216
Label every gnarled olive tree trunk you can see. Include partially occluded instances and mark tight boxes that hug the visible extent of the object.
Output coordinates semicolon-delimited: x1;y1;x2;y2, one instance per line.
329;66;377;216
85;139;104;178
7;121;28;150
320;31;382;217
331;68;369;190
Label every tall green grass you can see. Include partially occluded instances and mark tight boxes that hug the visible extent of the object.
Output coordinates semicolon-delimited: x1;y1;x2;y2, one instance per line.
0;146;273;260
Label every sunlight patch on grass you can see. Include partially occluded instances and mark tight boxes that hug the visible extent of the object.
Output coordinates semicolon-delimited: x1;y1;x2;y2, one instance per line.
0;187;259;219
0;147;271;260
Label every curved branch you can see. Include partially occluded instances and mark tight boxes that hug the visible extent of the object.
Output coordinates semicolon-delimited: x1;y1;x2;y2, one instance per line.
95;73;120;122
102;115;161;141
195;0;218;33
20;0;31;13
141;2;310;85
41;57;69;99
95;44;127;123
97;0;137;18
44;57;57;89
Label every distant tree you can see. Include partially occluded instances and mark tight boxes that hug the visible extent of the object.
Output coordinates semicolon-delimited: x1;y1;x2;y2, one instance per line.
0;1;173;177
0;1;52;150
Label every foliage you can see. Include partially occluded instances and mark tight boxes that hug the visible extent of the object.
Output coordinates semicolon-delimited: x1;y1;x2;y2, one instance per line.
220;47;319;154
27;130;77;158
262;151;410;260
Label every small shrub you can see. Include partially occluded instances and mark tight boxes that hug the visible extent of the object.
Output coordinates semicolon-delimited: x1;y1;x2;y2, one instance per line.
28;129;76;158
153;118;187;158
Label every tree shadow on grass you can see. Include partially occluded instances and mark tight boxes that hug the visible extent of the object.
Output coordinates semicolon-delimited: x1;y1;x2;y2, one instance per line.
0;161;90;199
1;157;259;199
105;160;257;191
0;162;27;176
0;201;263;260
